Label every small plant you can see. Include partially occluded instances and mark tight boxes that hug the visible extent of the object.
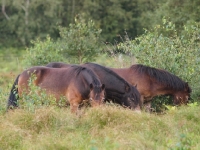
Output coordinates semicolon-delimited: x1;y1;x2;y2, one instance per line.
164;105;177;111
187;102;198;107
19;72;63;112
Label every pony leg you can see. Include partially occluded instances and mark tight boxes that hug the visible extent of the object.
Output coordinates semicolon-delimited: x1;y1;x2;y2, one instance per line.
140;95;152;112
70;101;80;114
140;95;145;110
144;102;152;113
66;88;82;114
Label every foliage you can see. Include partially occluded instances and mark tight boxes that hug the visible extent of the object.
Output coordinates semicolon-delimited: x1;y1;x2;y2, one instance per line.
2;0;200;47
18;73;60;112
151;0;200;34
187;102;198;107
58;17;102;64
116;19;200;103
24;17;103;66
0;0;97;47
23;36;63;67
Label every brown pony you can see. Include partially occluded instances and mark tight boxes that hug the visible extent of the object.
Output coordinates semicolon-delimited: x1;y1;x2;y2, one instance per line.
7;66;105;113
46;62;142;111
109;64;192;109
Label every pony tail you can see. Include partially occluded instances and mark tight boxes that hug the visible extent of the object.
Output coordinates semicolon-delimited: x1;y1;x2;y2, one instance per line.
7;74;20;110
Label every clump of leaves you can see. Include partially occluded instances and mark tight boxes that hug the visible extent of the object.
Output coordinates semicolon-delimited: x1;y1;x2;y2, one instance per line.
24;17;103;67
58;16;102;64
19;72;66;112
24;35;63;67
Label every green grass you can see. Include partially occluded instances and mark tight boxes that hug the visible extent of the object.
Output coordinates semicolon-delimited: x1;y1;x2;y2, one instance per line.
0;48;25;73
0;105;200;150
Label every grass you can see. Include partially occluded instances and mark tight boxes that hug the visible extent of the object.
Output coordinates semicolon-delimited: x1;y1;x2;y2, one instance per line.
0;105;200;150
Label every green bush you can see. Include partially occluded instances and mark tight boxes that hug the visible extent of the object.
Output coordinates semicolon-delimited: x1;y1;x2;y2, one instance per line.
24;36;64;67
58;17;103;64
24;17;103;67
18;73;66;112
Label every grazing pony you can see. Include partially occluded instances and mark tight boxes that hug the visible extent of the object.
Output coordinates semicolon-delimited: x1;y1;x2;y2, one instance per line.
109;64;192;109
46;62;142;111
7;66;105;114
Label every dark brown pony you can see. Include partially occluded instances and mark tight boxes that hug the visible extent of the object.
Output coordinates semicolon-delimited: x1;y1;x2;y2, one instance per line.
7;66;105;113
46;62;142;111
109;64;192;108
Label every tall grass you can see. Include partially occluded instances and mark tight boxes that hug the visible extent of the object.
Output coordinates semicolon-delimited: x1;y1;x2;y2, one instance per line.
1;105;200;150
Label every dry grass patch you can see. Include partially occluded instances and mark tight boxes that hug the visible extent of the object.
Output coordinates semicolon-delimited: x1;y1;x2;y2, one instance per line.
0;104;200;150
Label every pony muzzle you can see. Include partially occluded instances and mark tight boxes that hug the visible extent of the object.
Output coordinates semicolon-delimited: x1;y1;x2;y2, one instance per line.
89;98;102;107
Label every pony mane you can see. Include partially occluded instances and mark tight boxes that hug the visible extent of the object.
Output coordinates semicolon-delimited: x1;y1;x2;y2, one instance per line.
130;64;190;91
71;66;102;91
84;63;141;108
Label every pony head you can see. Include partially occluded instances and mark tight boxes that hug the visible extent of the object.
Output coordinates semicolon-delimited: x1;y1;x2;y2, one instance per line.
173;82;192;105
89;83;105;107
123;85;142;111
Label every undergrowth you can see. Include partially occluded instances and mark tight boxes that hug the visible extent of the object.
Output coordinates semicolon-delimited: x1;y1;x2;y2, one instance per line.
0;105;200;150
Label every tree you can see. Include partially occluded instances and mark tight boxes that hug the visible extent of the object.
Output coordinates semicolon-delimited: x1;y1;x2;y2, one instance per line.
81;0;165;43
144;0;200;34
58;17;102;64
24;18;103;66
82;0;139;42
0;0;86;48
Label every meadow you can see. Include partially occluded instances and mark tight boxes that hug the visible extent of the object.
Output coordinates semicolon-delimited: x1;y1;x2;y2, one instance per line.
0;50;200;150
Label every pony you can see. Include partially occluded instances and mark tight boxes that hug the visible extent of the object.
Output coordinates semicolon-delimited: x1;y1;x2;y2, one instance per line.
46;62;142;111
109;64;192;109
7;66;105;114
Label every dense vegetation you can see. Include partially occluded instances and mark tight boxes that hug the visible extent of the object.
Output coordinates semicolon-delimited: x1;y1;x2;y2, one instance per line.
1;0;200;47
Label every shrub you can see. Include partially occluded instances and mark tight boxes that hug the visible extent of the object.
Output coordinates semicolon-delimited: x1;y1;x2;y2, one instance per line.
24;36;64;67
24;17;103;67
18;73;66;112
58;17;103;64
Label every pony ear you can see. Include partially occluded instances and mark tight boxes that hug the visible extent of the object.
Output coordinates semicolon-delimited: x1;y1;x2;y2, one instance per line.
125;85;130;92
90;83;93;90
134;84;137;88
101;84;105;90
